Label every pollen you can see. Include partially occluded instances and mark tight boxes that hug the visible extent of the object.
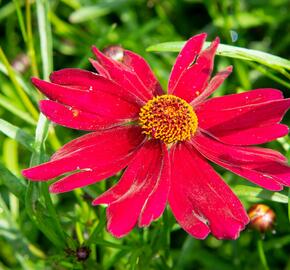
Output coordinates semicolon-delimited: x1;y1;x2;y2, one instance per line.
139;95;198;144
72;109;79;117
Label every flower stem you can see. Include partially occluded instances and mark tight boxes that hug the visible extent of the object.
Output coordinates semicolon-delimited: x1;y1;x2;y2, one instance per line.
257;238;270;270
25;0;39;77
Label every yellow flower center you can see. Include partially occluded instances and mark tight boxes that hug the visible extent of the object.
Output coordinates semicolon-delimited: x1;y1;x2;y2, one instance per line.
139;95;198;144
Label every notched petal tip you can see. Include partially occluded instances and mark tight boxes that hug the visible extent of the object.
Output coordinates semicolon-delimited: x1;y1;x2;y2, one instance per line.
215;221;249;240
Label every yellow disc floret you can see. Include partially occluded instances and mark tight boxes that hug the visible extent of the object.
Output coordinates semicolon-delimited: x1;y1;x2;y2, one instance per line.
139;95;198;144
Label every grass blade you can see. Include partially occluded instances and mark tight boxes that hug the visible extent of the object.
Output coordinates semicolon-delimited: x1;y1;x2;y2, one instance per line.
147;41;290;72
233;185;288;203
0;118;34;151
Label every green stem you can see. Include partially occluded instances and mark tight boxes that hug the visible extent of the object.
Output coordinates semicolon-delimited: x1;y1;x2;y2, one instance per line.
288;188;290;223
25;0;39;77
257;238;270;270
25;114;66;248
13;0;27;42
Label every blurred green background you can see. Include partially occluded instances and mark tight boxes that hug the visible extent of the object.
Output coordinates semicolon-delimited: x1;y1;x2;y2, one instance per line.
0;0;290;269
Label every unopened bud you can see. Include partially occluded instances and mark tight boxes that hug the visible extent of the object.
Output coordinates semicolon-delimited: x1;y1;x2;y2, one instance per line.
248;204;276;233
76;246;90;261
103;45;124;62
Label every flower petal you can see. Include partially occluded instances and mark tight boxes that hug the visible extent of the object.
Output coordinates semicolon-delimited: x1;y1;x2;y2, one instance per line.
207;124;289;145
168;33;207;91
123;50;163;96
89;58;111;78
50;68;143;106
49;170;107;193
197;88;283;110
32;78;140;120
39;100;123;131
169;143;249;239
190;66;232;107
92;46;153;102
138;143;170;227
172;38;219;103
192;132;290;191
196;90;290;145
93;140;168;237
50;68;99;87
22;126;144;181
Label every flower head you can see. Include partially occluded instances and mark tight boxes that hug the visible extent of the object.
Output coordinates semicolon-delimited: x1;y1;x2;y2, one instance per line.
22;33;290;239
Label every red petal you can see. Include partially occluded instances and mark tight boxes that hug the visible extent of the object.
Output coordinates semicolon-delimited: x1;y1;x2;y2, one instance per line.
123;50;163;96
50;68;143;106
197;88;283;110
196;90;290;145
89;58;111;78
168;33;207;91
172;38;219;103
192;132;290;191
169;143;249;239
93;140;168;237
22;126;144;181
190;66;232;107
39;100;123;131
50;68;99;87
208;124;289;145
92;46;153;102
49;170;106;193
138;143;170;227
32;78;140;120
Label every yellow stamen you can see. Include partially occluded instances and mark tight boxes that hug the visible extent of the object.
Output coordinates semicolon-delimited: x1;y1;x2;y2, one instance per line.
139;95;198;144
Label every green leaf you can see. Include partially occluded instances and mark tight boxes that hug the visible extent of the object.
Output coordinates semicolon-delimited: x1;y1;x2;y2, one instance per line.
25;114;67;248
233;185;288;203
0;48;39;119
69;0;131;23
0;163;27;200
0;62;38;102
36;0;53;80
0;94;37;125
147;41;290;72
0;118;34;151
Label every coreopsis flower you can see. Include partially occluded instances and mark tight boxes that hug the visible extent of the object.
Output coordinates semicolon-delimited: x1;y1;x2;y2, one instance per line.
22;33;290;239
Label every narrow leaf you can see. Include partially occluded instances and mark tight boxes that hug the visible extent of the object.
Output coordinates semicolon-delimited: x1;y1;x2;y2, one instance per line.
233;185;288;203
0;163;27;200
0;118;34;151
147;41;290;72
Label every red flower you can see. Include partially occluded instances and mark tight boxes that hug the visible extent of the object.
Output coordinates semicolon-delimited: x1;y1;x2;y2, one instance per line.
22;33;290;239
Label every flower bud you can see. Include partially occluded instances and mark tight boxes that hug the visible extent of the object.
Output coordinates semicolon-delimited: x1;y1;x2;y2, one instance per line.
248;204;276;233
103;45;124;62
76;246;90;261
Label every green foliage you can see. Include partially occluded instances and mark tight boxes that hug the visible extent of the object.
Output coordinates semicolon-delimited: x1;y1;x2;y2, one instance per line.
0;0;289;269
